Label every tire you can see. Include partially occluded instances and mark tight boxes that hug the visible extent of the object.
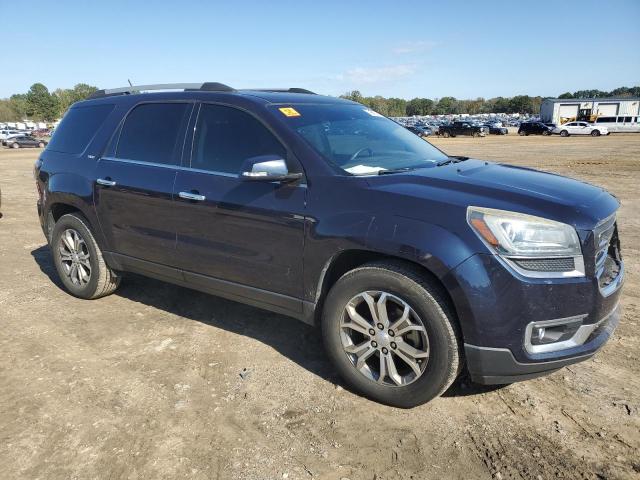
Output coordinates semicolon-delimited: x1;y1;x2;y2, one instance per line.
38;142;45;148
321;261;462;408
518;130;527;136
442;131;450;138
472;132;479;138
11;142;19;148
51;213;120;299
591;130;600;137
560;130;569;137
542;130;550;136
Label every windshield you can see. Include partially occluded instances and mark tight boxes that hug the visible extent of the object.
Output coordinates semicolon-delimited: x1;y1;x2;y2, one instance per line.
273;104;448;175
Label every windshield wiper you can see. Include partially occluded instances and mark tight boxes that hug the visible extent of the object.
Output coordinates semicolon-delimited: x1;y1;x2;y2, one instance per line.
436;155;469;167
377;167;416;175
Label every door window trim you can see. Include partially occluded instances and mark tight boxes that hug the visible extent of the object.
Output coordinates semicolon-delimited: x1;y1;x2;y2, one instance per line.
184;101;306;182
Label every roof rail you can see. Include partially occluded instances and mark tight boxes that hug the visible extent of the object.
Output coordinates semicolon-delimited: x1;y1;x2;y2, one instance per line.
249;88;316;95
88;82;235;99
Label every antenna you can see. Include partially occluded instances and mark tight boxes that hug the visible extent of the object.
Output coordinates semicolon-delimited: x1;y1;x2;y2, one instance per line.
127;79;133;87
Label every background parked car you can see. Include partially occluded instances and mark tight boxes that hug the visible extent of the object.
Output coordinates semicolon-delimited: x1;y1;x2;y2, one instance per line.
4;135;48;149
481;123;508;135
438;121;486;137
0;130;25;144
553;122;609;137
518;122;553;136
406;125;432;138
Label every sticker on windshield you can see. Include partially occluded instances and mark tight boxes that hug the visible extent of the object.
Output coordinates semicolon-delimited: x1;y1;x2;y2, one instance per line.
278;107;301;117
363;109;383;117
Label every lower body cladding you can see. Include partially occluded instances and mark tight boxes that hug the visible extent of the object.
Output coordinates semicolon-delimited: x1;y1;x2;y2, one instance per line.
444;253;623;384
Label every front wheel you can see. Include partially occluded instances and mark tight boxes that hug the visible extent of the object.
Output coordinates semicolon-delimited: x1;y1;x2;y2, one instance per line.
38;142;45;148
542;130;551;136
51;213;121;299
11;142;20;148
560;130;569;137
321;261;461;408
591;130;600;137
442;131;450;138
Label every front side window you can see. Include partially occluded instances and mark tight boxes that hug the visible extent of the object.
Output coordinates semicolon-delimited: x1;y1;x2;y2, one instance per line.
274;104;447;175
116;102;191;165
191;104;286;174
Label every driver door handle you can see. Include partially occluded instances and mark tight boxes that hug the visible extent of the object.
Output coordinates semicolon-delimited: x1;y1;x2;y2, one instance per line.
96;178;116;187
179;191;206;201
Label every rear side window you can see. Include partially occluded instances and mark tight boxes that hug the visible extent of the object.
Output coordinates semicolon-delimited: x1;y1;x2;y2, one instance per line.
116;103;191;165
47;104;114;154
191;104;286;174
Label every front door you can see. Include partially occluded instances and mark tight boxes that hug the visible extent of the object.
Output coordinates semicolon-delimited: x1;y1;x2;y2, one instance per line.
172;103;306;302
94;101;193;266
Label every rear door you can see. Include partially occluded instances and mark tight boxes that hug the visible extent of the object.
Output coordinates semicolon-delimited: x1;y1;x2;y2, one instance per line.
94;101;193;267
172;103;306;303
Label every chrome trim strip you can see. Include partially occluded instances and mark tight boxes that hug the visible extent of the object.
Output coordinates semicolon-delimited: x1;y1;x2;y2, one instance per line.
502;255;585;279
100;156;308;185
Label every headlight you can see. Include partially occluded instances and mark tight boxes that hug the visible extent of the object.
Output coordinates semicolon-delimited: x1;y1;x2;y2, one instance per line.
467;206;585;278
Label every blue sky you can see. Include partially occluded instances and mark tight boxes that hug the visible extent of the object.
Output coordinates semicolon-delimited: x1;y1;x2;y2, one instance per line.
2;0;639;99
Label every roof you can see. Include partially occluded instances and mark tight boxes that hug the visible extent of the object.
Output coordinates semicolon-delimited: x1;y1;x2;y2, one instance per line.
543;97;640;103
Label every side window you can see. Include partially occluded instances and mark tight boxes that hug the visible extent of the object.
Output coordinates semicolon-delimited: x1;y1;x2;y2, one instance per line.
116;103;190;165
47;104;114;154
191;104;286;174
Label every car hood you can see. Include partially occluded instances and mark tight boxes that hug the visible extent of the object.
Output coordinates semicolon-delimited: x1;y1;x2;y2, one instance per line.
367;159;619;230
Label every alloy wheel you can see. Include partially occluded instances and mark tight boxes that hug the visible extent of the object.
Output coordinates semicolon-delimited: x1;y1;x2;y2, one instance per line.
340;291;429;387
58;228;92;286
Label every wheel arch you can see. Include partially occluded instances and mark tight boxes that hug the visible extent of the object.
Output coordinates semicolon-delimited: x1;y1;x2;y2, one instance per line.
312;249;463;339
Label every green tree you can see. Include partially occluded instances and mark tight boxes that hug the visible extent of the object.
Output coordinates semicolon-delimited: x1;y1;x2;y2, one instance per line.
54;83;98;115
406;97;434;116
558;92;573;99
25;83;60;121
433;97;458;114
508;95;533;113
9;94;28;119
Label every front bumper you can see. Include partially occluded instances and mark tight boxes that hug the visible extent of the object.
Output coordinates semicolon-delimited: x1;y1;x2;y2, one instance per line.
443;244;624;384
465;303;620;384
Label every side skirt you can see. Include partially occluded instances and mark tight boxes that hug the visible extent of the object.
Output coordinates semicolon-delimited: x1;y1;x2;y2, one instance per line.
106;252;316;325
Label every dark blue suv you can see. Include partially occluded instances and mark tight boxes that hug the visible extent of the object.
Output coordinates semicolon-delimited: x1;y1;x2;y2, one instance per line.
34;83;624;407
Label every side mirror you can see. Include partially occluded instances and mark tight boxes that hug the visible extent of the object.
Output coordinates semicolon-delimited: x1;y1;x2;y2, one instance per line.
241;155;302;183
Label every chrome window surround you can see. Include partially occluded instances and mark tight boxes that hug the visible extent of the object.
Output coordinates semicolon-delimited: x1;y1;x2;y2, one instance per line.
524;304;618;354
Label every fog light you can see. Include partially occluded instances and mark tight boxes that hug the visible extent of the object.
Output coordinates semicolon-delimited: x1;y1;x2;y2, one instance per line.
525;314;587;353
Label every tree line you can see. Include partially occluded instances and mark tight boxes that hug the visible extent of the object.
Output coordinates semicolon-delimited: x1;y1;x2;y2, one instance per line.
341;85;640;117
1;82;639;123
0;83;98;122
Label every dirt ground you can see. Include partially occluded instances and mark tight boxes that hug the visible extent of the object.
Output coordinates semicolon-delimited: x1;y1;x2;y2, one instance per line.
0;134;638;480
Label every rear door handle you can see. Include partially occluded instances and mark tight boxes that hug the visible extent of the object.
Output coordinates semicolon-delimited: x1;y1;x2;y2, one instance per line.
96;178;116;187
179;191;206;201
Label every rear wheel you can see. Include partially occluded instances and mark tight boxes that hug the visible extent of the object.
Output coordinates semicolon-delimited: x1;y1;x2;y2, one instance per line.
38;142;45;148
542;130;551;136
442;131;450;138
51;213;120;299
472;131;479;138
518;130;526;136
11;142;19;148
560;130;569;137
321;261;461;408
591;130;600;137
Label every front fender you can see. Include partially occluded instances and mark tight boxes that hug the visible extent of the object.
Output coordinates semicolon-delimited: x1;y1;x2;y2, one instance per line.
366;214;475;279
